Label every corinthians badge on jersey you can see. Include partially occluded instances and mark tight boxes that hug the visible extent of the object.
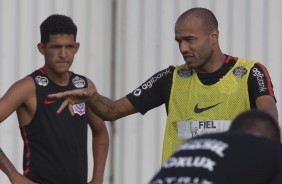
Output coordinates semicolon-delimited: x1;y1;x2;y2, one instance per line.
72;76;86;88
72;103;86;116
233;66;247;78
177;68;193;78
35;75;49;86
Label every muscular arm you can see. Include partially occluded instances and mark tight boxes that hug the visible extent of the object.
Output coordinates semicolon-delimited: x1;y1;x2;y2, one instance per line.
87;108;109;184
248;63;278;122
0;148;37;184
86;80;109;184
256;96;278;122
0;77;35;125
0;148;18;181
49;66;174;119
87;93;136;121
0;79;27;123
49;83;137;121
0;77;37;183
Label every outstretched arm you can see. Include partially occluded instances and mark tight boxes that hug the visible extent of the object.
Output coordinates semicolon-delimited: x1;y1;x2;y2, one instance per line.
48;83;136;121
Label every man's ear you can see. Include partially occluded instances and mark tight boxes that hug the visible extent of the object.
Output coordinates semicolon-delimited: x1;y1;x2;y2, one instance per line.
210;28;219;44
74;42;80;54
37;43;45;55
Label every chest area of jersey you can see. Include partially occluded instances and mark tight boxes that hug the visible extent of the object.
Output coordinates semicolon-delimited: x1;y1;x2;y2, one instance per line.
172;66;249;106
34;74;87;117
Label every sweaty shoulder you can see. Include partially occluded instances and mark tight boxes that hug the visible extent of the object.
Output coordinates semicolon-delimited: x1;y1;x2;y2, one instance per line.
0;76;36;126
2;76;35;102
126;66;175;115
17;75;36;98
14;75;36;92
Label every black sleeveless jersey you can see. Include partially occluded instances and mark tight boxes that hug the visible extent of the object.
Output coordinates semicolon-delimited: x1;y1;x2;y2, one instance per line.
20;68;88;184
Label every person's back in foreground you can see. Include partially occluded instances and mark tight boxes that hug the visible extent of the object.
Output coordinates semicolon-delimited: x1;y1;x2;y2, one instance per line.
149;110;282;184
0;14;109;184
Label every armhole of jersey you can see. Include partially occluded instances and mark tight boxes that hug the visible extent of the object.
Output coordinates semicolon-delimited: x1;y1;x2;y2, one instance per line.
168;65;183;114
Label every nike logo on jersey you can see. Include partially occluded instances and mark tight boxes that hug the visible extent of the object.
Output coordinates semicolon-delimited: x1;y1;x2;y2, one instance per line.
194;102;222;113
44;99;56;105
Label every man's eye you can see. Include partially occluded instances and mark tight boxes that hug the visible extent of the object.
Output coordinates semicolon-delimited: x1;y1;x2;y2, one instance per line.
175;40;181;44
185;37;194;41
67;45;75;48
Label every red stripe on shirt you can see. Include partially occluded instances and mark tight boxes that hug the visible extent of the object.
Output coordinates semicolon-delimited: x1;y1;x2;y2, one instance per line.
22;127;31;176
39;68;72;77
38;68;45;74
225;55;238;63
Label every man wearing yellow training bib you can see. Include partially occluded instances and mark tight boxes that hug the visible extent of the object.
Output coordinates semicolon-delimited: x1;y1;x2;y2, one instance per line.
48;8;278;164
162;58;255;162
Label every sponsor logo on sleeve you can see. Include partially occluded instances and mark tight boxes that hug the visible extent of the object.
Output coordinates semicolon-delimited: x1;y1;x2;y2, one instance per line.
252;68;267;92
133;88;142;96
133;68;172;96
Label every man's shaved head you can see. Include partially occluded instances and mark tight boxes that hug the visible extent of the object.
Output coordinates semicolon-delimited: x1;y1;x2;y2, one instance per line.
176;7;218;33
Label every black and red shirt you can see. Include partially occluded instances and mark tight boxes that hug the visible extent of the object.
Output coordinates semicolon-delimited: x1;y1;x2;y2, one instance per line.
21;68;88;184
126;55;276;114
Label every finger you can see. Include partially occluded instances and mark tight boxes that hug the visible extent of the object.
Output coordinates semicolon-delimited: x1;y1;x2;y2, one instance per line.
48;92;65;99
56;99;71;113
68;104;75;116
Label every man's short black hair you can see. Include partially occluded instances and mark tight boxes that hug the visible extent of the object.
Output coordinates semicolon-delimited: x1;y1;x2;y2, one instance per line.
229;110;281;142
40;14;77;45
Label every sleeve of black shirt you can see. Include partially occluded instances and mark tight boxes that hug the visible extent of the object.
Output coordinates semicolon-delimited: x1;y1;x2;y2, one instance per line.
126;66;174;115
248;63;276;107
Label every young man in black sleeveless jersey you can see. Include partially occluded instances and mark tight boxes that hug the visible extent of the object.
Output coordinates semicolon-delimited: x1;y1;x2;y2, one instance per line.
49;8;278;163
0;14;109;184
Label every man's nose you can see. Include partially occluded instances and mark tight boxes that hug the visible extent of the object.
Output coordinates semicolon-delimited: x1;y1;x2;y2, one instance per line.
59;47;67;58
179;41;190;53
